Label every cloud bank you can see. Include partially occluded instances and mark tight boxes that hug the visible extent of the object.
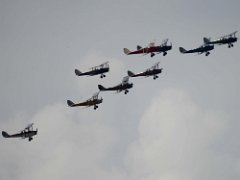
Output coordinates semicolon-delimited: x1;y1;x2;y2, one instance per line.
1;88;239;180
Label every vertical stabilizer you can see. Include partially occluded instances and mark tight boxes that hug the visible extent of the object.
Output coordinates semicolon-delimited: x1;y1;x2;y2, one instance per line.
123;48;131;55
179;47;187;53
203;37;211;44
75;69;82;76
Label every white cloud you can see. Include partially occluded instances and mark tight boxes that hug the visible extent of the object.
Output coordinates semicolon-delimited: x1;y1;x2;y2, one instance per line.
0;103;116;180
124;88;232;180
1;89;239;180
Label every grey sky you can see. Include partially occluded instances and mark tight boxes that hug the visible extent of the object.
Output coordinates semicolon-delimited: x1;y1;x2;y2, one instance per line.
0;0;240;180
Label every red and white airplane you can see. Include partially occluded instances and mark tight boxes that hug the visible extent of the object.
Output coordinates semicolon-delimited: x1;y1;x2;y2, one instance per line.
124;39;172;57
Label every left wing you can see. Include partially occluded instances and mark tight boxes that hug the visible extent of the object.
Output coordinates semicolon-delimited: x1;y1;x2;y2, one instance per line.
161;39;168;46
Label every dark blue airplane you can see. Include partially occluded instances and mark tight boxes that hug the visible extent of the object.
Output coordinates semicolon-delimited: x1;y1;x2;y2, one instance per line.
203;31;238;48
98;76;133;94
179;44;214;56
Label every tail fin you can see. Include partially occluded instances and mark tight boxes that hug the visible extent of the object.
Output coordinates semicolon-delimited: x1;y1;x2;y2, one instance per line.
127;70;135;77
179;47;187;53
203;37;210;44
123;48;131;55
75;69;82;76
2;131;10;138
98;85;106;91
67;100;75;107
137;45;142;50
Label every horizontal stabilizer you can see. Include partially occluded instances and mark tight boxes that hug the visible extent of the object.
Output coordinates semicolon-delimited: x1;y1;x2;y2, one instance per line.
127;70;135;77
75;69;82;76
123;48;131;55
2;131;10;138
179;47;187;53
203;37;211;44
67;100;75;107
98;85;106;91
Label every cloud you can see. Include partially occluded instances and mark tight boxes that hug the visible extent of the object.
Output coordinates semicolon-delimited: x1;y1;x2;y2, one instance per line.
0;103;116;180
1;88;239;180
124;88;234;180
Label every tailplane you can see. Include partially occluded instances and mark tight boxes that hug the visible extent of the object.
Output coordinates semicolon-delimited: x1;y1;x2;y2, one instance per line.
2;131;10;138
67;100;75;107
123;48;131;55
179;47;187;53
75;69;82;76
127;70;135;77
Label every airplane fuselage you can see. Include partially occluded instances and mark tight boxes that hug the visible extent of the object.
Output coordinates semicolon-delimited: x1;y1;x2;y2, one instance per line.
2;130;37;138
133;69;162;77
73;98;103;107
188;45;214;53
109;83;133;91
209;37;237;45
78;67;109;76
129;45;172;54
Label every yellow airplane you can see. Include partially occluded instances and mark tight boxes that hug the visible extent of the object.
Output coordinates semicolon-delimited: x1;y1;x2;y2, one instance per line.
67;92;103;110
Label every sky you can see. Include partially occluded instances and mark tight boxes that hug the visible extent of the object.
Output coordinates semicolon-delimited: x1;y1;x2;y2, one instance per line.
0;0;240;180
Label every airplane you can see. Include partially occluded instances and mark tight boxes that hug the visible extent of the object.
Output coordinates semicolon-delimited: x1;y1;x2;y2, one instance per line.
98;76;133;94
75;62;109;78
127;62;162;80
67;92;103;110
203;31;238;48
124;39;172;57
179;43;214;56
2;123;38;142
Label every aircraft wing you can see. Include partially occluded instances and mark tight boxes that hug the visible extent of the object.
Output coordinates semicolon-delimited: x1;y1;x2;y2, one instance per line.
161;39;168;46
149;42;155;47
91;61;109;70
151;62;160;69
122;76;129;84
25;123;34;130
92;92;100;100
229;31;238;37
220;31;238;39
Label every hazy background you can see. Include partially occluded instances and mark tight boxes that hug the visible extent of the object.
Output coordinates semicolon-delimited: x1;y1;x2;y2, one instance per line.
0;0;239;180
